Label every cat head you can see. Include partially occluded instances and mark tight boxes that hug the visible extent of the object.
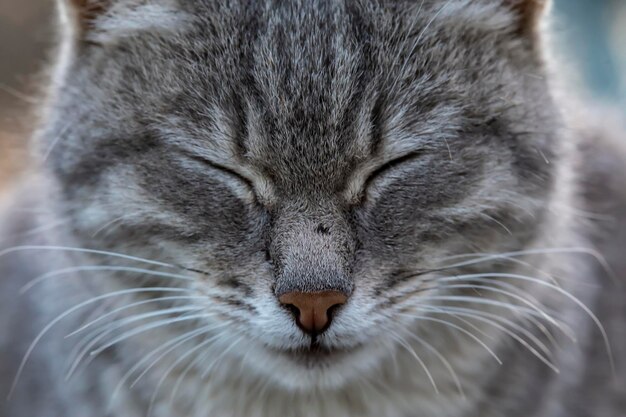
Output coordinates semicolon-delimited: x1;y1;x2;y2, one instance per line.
41;0;560;390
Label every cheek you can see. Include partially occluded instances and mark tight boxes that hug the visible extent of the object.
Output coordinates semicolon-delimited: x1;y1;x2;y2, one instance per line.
69;166;268;263
357;163;479;252
140;166;258;235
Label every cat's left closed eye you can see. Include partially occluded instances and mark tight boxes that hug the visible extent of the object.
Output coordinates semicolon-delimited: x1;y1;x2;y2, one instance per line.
362;151;424;190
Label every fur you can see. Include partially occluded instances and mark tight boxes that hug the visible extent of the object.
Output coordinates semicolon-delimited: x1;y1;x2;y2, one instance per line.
0;1;625;416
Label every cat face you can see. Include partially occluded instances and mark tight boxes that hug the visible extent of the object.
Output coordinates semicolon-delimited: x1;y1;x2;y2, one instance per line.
44;0;559;390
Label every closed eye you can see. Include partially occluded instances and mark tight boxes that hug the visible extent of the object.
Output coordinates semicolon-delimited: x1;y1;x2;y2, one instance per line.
363;151;424;190
186;154;254;189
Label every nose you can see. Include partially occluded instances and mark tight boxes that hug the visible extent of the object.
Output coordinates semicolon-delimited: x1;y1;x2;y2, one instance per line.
279;291;348;336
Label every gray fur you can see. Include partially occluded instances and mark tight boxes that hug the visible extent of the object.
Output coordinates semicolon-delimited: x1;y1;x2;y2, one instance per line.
0;0;625;416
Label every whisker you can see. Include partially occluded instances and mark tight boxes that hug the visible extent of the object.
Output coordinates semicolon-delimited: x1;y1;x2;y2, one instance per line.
147;330;240;417
413;306;559;373
444;252;556;283
432;283;560;328
409;295;545;319
21;265;195;294
89;313;210;358
437;272;614;372
387;330;439;394
397;247;617;288
167;334;227;403
479;213;513;236
417;305;557;361
397;326;464;398
424;302;558;361
411;306;495;341
438;277;576;342
92;214;139;238
16;219;70;238
66;307;206;378
67;295;206;336
200;334;246;379
42;120;73;161
70;305;203;340
433;248;617;284
0;245;211;277
107;326;210;413
108;324;225;409
129;323;230;389
394;312;502;365
8;286;191;400
0;245;176;268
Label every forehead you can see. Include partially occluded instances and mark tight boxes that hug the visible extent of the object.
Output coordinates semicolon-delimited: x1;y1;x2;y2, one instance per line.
89;1;519;195
181;1;392;194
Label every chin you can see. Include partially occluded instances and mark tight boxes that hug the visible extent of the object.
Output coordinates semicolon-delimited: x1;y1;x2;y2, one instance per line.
239;338;394;391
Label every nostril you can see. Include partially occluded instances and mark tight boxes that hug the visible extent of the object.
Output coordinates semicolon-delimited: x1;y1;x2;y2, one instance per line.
284;303;301;320
278;291;348;336
326;303;342;321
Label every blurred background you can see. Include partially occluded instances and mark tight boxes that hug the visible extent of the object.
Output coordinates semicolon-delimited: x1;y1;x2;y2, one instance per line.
0;1;625;186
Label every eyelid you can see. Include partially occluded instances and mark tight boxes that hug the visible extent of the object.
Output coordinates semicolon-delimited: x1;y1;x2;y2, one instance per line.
363;150;424;189
184;153;256;191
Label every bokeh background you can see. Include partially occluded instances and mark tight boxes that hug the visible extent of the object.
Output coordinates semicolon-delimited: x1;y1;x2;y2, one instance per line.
0;1;625;185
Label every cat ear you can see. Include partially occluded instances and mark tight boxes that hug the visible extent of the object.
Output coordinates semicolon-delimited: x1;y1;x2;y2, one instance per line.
503;0;550;37
59;0;192;45
61;0;112;37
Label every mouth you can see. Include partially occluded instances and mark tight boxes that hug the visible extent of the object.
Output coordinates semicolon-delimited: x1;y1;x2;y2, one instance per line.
272;341;362;367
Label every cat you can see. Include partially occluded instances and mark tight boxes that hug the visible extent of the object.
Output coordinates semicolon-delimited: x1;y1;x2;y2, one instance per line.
0;0;625;416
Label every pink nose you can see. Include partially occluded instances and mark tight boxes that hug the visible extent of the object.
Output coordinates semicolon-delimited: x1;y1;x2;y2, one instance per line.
279;291;348;335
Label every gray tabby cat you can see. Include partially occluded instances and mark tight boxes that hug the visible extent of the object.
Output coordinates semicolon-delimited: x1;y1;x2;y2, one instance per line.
0;0;625;416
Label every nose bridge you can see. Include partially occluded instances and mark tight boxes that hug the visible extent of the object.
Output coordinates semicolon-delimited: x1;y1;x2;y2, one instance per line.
270;200;355;297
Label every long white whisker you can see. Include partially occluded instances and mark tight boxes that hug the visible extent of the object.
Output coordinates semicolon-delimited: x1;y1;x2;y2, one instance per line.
92;213;139;237
417;307;495;341
388;330;439;394
42;120;72;160
107;324;221;409
440;277;576;342
200;334;246;379
68;296;206;336
412;306;560;374
395;313;502;364
432;283;560;328
17;219;69;238
21;265;194;294
7;286;191;399
0;245;179;269
415;305;556;364
129;323;230;389
433;247;616;283
147;330;240;417
397;327;464;398
89;314;209;358
167;336;223;402
437;272;614;372
66;307;205;378
480;213;513;236
427;252;554;282
410;295;543;319
68;306;202;339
